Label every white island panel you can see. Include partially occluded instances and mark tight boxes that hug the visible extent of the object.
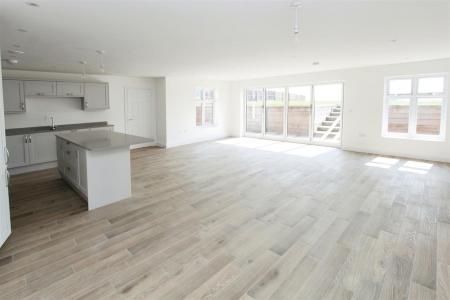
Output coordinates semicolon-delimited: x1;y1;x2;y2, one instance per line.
86;148;131;210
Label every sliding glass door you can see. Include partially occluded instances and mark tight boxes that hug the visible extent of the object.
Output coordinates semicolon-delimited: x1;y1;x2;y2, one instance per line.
265;88;285;136
245;88;264;134
287;86;311;140
312;83;343;144
244;83;343;146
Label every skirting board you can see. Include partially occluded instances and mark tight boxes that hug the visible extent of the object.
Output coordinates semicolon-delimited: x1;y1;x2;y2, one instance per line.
8;162;58;175
342;146;450;164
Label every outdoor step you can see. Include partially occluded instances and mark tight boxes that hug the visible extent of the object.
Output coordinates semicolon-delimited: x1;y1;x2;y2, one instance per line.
322;121;334;126
326;117;337;121
330;112;340;117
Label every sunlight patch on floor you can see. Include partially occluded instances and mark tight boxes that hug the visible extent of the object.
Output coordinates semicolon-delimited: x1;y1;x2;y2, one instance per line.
259;142;304;153
216;138;336;158
365;156;400;169
365;156;433;175
285;145;336;158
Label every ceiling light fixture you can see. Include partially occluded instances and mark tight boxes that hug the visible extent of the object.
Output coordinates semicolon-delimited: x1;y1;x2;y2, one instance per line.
291;1;302;35
17;28;28;33
312;61;320;66
79;60;87;79
2;58;19;65
8;49;24;55
96;50;106;73
25;2;39;7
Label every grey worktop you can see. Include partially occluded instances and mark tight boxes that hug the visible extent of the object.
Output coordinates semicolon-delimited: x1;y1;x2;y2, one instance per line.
5;122;113;136
56;131;153;152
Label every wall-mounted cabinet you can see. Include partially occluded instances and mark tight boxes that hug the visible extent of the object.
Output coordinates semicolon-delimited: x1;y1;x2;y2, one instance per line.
2;79;109;114
24;80;56;97
3;80;25;113
56;82;84;97
83;83;109;110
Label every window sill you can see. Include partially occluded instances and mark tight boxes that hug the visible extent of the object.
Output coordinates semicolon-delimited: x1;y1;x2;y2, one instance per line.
382;134;445;142
196;124;218;128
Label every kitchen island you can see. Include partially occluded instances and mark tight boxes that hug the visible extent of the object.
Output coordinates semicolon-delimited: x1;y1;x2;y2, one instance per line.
55;130;152;210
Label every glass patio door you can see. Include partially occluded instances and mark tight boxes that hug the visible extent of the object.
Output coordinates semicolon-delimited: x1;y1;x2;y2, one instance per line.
287;86;312;141
244;83;343;146
312;83;343;145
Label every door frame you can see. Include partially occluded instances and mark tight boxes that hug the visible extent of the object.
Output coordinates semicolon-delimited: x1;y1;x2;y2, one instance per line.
124;87;157;148
242;81;344;148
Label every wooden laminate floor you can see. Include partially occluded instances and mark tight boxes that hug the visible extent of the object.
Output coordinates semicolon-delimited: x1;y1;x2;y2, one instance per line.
1;137;450;300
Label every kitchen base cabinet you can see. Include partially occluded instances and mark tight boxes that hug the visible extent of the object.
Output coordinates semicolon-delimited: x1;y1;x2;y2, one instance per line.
57;135;131;210
5;135;28;168
6;126;112;172
28;132;58;165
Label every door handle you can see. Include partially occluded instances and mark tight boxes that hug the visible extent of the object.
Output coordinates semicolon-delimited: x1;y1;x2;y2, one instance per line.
24;135;28;143
5;147;9;165
5;170;10;187
28;135;31;143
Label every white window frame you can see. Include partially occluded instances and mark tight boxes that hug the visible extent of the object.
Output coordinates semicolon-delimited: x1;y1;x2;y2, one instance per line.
195;87;216;127
382;73;448;141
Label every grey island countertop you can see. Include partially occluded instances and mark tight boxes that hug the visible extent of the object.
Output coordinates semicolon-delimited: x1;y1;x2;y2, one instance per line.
6;122;113;136
56;130;153;151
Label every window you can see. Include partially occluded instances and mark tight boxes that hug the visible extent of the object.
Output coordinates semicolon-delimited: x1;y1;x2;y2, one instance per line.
195;87;216;127
383;74;447;141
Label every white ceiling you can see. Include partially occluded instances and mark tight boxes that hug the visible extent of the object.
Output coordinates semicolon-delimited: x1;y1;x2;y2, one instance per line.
0;0;449;80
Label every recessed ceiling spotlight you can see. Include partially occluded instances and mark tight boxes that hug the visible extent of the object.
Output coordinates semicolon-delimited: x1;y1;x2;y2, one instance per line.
7;58;19;64
17;28;28;33
390;39;397;43
8;49;24;55
312;61;320;66
25;2;39;7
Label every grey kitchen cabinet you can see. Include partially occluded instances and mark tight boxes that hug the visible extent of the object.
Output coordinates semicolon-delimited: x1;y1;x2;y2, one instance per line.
6;132;58;169
2;80;25;113
57;138;87;196
24;80;56;97
28;132;58;164
56;82;83;97
5;135;28;168
83;83;109;110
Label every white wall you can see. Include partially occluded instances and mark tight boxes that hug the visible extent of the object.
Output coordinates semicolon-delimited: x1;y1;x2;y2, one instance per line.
2;70;157;135
0;53;12;246
231;58;450;163
155;78;167;147
165;77;232;148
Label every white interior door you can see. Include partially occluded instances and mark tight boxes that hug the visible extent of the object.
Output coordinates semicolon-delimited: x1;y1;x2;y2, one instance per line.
125;88;155;141
0;73;11;247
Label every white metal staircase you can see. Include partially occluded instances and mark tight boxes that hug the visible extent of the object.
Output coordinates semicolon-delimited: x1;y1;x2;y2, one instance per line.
314;105;341;141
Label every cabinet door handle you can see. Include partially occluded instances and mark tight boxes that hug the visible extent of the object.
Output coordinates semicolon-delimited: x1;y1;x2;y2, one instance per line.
85;102;89;108
5;147;9;165
5;170;10;187
28;135;31;143
24;135;28;143
21;103;25;110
